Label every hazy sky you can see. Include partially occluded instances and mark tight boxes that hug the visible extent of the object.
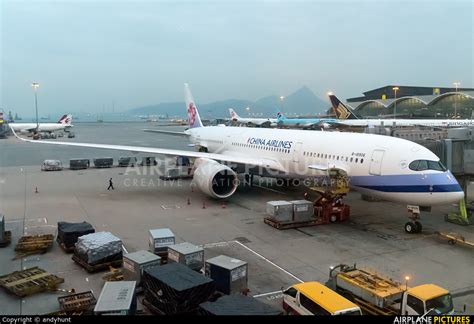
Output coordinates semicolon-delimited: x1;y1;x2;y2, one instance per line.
1;0;472;116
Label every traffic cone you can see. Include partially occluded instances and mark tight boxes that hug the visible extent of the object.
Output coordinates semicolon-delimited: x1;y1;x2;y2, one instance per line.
187;198;191;205
202;201;206;209
35;187;39;194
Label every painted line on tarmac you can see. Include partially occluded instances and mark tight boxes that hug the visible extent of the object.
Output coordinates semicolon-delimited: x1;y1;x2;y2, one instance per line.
253;290;282;298
232;240;303;283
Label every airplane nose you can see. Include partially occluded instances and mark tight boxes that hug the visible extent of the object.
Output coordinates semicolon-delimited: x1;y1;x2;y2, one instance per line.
437;191;465;205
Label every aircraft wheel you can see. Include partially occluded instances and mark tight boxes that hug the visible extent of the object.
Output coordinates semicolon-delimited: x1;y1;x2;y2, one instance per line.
404;222;417;234
414;221;422;233
330;214;338;223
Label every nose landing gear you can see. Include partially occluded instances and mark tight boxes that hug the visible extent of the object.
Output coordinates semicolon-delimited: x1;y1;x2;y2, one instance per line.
405;205;423;234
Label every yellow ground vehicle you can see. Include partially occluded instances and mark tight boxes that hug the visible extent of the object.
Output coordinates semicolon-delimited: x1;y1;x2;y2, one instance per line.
282;281;362;315
327;264;454;315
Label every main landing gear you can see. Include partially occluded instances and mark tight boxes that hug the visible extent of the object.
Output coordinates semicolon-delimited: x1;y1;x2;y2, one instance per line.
405;205;423;234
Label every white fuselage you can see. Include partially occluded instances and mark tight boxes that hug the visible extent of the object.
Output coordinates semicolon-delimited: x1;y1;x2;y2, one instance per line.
338;119;474;128
186;126;463;206
233;116;277;126
9;123;72;133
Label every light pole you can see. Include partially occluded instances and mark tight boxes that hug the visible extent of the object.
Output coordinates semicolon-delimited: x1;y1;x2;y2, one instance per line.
279;96;285;113
404;276;410;291
245;106;250;117
392;87;399;119
453;82;460;118
31;82;40;133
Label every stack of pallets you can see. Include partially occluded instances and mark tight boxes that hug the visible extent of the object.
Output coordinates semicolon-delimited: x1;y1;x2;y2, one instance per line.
0;267;64;297
14;234;54;259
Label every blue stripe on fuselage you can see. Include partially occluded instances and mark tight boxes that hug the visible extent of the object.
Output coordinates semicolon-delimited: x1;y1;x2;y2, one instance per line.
350;172;462;193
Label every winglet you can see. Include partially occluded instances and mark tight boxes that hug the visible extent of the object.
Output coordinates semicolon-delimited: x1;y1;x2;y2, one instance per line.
184;84;204;129
329;95;359;120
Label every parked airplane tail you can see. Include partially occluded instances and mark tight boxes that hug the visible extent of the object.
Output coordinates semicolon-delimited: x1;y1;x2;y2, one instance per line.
58;114;73;125
229;108;240;120
329;95;359;120
184;83;204;129
276;111;287;122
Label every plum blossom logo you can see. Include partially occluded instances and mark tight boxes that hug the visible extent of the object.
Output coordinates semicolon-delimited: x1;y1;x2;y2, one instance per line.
231;110;237;119
188;103;197;126
188;103;196;125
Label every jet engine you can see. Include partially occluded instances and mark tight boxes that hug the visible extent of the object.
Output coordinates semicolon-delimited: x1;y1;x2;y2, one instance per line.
193;158;238;199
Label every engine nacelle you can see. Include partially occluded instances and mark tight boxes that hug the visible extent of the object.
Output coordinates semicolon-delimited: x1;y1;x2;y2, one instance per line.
193;158;238;199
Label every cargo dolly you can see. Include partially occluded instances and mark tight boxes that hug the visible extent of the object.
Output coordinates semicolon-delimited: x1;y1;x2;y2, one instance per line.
72;254;123;273
14;234;54;259
0;267;64;297
58;290;97;312
142;297;166;315
436;231;474;249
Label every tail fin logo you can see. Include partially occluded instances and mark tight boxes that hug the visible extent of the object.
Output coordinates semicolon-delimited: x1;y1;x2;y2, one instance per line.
230;110;237;119
58;114;72;124
336;103;351;119
188;103;197;127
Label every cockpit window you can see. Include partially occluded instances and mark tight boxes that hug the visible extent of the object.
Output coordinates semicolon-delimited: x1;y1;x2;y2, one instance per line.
409;160;447;172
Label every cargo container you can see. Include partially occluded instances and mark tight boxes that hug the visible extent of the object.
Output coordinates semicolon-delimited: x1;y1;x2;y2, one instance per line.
140;157;157;166
266;200;293;222
167;242;204;271
94;281;137;315
118;156;137;167
56;221;95;250
41;160;63;171
148;228;175;258
142;263;215;314
69;158;90;170
204;255;248;295
123;250;161;285
289;200;314;222
93;157;114;168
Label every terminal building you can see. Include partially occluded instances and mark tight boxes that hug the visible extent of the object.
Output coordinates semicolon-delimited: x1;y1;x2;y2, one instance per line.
346;85;474;119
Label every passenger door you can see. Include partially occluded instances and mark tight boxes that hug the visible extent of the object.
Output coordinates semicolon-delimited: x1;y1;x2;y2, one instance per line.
293;142;303;163
369;149;385;176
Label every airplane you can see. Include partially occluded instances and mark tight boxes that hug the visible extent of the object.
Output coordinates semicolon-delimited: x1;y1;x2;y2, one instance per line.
329;95;474;128
11;84;464;233
229;108;277;127
9;114;73;134
276;111;338;129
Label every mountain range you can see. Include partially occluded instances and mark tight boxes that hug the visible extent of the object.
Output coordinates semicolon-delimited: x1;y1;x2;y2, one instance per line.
129;86;330;119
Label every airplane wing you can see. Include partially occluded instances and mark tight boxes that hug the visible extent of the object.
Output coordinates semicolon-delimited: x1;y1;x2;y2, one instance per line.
143;129;189;136
12;129;285;172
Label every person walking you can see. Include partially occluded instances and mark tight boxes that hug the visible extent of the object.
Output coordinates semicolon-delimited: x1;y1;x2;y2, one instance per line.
107;178;115;190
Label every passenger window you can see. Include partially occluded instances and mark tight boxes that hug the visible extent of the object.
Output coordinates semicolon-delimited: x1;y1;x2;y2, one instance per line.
283;287;297;298
355;158;358;163
300;294;331;315
350;157;353;162
407;295;425;315
361;158;364;163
